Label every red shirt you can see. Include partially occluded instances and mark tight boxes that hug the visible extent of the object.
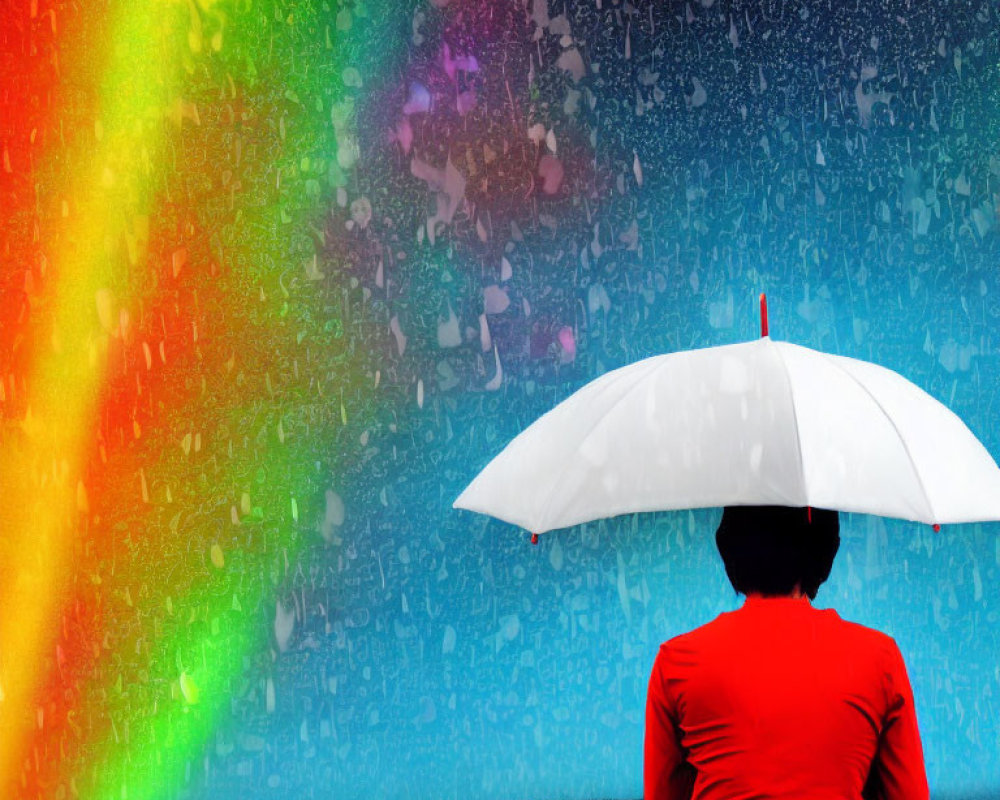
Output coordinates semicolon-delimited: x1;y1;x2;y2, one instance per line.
645;595;929;800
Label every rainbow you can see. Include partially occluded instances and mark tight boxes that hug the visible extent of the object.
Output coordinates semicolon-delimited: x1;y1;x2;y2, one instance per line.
0;0;378;796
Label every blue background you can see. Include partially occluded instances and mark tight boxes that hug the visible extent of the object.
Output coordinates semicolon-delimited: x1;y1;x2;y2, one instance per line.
208;1;1000;797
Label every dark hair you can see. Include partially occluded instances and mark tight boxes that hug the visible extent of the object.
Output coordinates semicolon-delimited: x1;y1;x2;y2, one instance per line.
715;505;840;600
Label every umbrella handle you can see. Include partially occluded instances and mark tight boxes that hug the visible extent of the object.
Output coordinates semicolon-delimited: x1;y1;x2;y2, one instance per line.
760;292;769;337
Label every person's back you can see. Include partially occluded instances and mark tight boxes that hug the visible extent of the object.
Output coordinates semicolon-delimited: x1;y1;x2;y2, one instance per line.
645;594;929;799
644;506;930;800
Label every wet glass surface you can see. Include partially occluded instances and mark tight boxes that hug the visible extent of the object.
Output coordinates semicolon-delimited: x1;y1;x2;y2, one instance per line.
1;1;998;798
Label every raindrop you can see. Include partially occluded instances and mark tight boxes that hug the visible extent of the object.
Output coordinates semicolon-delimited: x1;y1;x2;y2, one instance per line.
275;599;295;652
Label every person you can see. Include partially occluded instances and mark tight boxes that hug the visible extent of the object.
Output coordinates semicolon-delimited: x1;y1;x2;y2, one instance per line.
644;505;929;800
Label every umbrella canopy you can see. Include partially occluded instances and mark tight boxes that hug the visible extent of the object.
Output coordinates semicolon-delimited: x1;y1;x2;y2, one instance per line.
453;331;1000;536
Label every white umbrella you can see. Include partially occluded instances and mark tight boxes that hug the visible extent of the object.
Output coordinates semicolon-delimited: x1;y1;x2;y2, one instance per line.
453;295;1000;539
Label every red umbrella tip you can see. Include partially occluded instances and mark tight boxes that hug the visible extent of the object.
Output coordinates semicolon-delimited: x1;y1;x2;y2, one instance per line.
933;524;940;533
530;533;539;545
759;293;769;338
